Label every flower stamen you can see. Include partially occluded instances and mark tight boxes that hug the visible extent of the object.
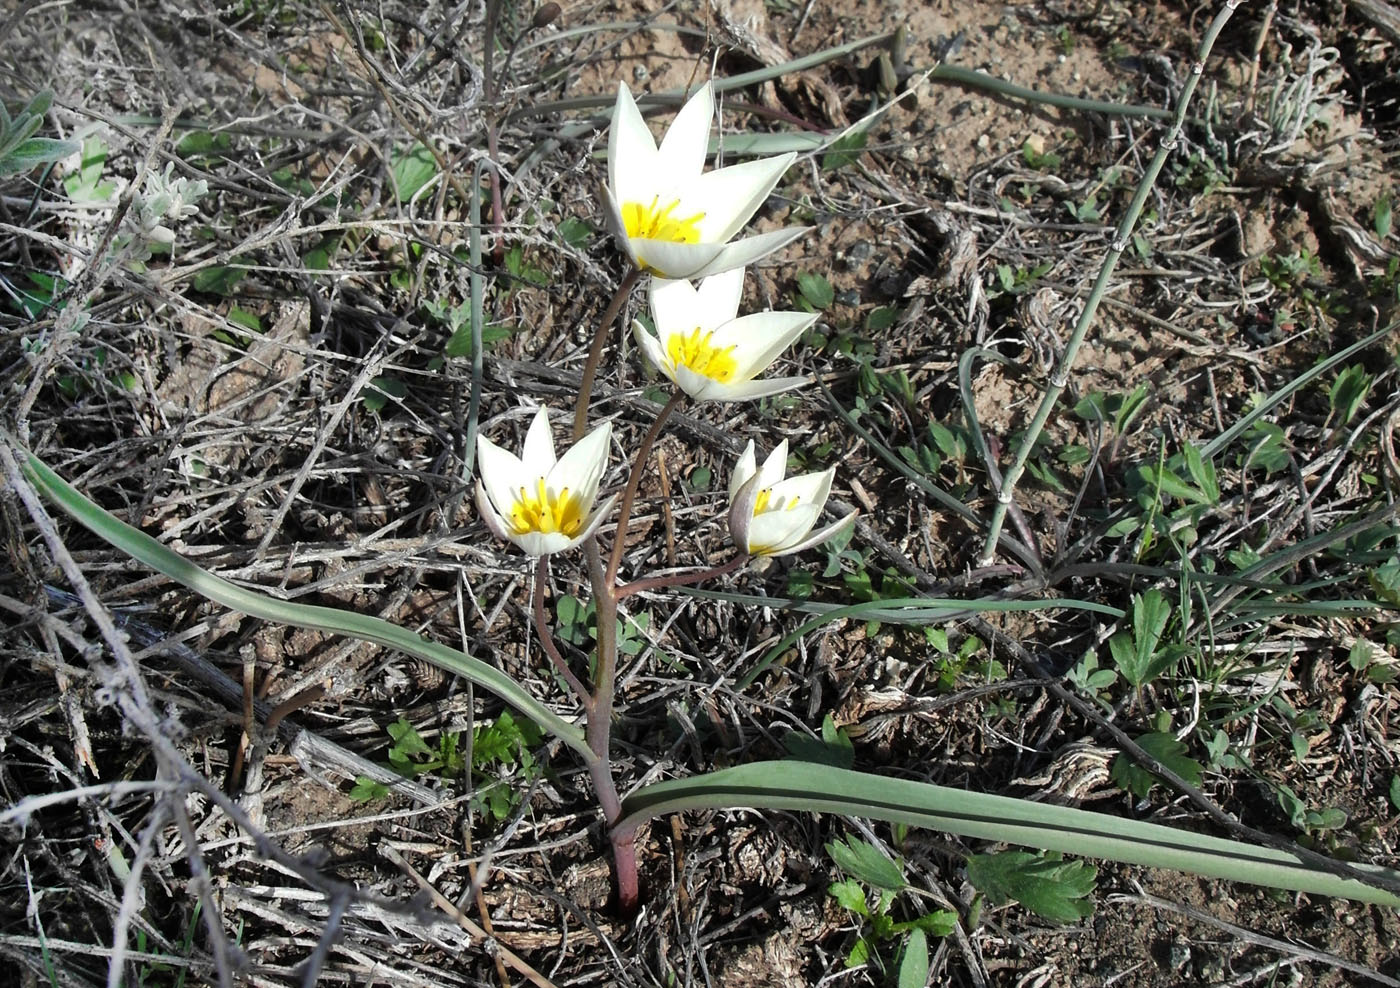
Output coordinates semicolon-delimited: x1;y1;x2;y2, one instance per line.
622;196;705;244
753;488;800;514
509;479;583;536
667;328;738;382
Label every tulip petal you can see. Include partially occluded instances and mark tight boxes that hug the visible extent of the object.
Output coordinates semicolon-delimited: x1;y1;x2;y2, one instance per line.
631;320;675;381
512;530;577;557
769;466;833;513
728;473;762;552
631;238;727;280
648;277;703;336
520;407;557;476
749;502;822;555
601;188;640;268
656;83;712;180
550;420;612;512
476;433;528;520
729;440;757;501
693;267;746;327
769;509;859;557
474;481;514;542
688;154;797;242
670;362;725;401
710;310;816;381
691;375;810;402
573;491;619;545
609;83;658;203
757;439;789;490
688;226;812;279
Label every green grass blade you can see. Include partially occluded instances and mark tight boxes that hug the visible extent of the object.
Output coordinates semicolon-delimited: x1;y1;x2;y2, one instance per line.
1200;320;1397;461
731;594;1124;691
21;452;590;757
618;761;1400;906
814;375;1041;572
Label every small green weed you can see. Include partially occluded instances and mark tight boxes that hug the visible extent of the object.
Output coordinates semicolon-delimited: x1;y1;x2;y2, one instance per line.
827;835;957;984
923;630;1000;691
0;90;79;177
966;850;1097;923
783;712;855;769
351;713;544;825
794;270;835;311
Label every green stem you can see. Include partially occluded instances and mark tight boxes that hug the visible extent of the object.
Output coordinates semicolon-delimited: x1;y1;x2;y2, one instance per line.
572;265;642;443
978;2;1241;565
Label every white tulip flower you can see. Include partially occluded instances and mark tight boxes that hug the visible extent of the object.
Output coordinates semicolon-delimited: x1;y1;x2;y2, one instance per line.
727;439;858;557
605;81;809;279
475;408;617;557
632;267;816;402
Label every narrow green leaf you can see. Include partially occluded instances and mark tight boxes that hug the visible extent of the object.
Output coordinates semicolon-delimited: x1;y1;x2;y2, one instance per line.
784;712;855;769
1180;443;1219;503
558;216;593;247
796;271;835;310
845;937;872;969
1108;589;1176;687
821;127;868;171
1109;732;1202;798
63;137;115;202
1329;365;1372;425
616;761;1400;906
177;131;234;156
191;262;247;296
348;776;390;802
363;376;407;413
0;137;80;176
866;306;897;331
909;910;957;937
21;89;54;119
19;451;589;757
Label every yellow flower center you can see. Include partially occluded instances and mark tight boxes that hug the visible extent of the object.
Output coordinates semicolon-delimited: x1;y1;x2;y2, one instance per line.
667;329;738;382
622;196;705;244
509;478;583;537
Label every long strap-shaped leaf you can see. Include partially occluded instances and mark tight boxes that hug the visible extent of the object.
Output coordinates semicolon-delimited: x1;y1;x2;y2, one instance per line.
618;762;1400;907
21;452;591;759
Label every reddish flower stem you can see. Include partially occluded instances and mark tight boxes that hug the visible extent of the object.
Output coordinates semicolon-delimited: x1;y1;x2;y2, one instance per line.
572;265;642;442
616;552;748;599
533;555;593;707
605;390;685;586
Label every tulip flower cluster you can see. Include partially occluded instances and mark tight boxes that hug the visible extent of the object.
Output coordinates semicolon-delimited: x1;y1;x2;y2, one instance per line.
476;81;855;564
471;78;856;914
